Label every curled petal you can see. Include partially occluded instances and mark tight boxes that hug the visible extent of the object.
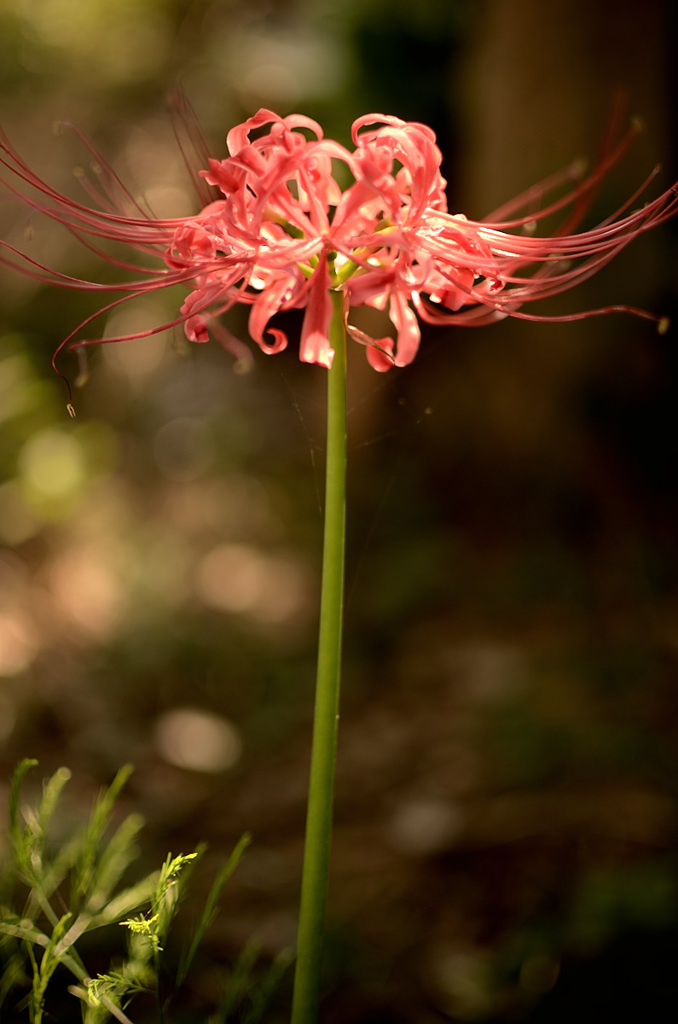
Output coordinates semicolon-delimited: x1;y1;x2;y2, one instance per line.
226;108;285;155
351;113;410;145
253;324;288;354
350;114;447;225
248;274;293;354
388;291;420;366
300;257;334;367
346;322;396;371
185;313;210;343
366;336;395;372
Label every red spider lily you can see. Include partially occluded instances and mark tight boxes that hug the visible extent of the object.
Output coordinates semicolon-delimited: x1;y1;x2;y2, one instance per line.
1;109;676;388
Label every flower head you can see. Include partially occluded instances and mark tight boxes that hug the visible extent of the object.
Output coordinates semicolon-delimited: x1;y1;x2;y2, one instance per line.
1;109;676;388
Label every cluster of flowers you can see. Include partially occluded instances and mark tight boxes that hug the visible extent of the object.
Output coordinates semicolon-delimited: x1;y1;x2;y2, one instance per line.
1;109;676;375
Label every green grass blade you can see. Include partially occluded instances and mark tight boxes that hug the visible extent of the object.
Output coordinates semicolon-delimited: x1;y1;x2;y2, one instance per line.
177;833;251;987
83;813;144;915
37;767;72;838
8;758;38;874
73;766;134;905
88;870;159;928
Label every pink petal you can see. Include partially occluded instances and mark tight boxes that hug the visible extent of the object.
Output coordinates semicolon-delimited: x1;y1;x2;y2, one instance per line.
300;257;334;368
389;291;420;366
366;336;395;372
184;314;210;344
248;275;291;354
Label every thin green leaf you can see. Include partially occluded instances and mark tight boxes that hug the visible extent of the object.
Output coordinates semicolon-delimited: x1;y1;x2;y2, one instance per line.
83;813;144;915
40;829;87;902
30;911;72;1023
178;833;251;987
37;767;72;838
73;766;134;905
8;759;38;848
8;758;38;879
90;872;158;928
0;911;49;948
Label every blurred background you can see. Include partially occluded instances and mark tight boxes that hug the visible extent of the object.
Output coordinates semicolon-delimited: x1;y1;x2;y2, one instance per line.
1;0;677;1020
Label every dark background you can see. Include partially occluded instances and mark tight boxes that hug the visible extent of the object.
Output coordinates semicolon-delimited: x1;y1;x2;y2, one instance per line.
1;1;677;1020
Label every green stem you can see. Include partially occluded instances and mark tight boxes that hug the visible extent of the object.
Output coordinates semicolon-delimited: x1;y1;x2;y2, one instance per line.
155;948;164;1024
290;289;347;1024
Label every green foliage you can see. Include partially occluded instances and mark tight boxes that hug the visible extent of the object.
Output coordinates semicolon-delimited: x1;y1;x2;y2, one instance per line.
0;761;289;1023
